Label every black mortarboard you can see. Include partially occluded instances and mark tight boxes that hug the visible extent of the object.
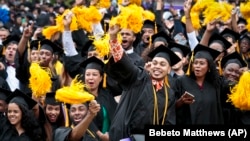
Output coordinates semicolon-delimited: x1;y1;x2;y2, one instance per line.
208;33;232;51
220;28;240;42
40;39;63;53
80;56;104;72
168;41;191;57
81;40;95;57
30;40;39;50
2;35;20;47
148;45;181;66
45;92;61;105
237;17;247;25
194;44;221;61
221;52;247;69
142;19;155;29
0;87;11;101
239;34;250;42
152;31;174;45
6;89;37;109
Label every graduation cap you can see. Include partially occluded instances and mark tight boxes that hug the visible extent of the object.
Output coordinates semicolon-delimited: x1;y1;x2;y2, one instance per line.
0;87;12;101
81;40;95;57
220;28;240;42
2;35;20;47
142;19;160;33
151;31;174;47
186;44;221;75
148;45;181;66
80;56;104;72
221;52;247;69
168;41;191;57
45;92;61;105
40;39;63;54
193;44;221;61
237;17;247;25
208;33;232;51
239;34;250;42
30;40;39;50
6;89;37;110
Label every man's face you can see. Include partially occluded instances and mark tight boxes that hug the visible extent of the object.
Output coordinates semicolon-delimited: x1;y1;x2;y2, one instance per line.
69;104;88;125
0;30;9;41
141;28;154;44
120;29;136;50
39;49;53;67
5;43;18;63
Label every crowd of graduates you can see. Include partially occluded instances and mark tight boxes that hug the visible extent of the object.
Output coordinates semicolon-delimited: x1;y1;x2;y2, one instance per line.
0;0;250;140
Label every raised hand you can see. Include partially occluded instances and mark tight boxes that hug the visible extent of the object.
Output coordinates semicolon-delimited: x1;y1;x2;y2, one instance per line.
88;100;101;116
23;23;34;38
108;24;120;40
63;11;73;31
184;0;192;16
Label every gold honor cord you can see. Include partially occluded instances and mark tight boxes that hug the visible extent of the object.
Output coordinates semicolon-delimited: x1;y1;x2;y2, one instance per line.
71;125;96;139
152;84;168;125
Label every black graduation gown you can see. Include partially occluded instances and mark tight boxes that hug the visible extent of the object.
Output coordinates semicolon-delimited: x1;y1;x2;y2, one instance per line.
174;75;224;124
53;122;100;141
126;51;145;67
134;41;148;57
0;116;32;141
106;53;176;141
94;88;117;133
220;77;241;124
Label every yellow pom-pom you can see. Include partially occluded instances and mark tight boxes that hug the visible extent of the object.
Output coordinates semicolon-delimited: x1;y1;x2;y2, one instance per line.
227;71;250;111
42;26;60;40
29;63;52;97
93;33;111;58
55;75;95;104
240;1;250;32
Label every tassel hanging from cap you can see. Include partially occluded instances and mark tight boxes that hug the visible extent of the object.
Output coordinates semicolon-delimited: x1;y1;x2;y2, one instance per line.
148;35;152;48
2;46;5;55
38;40;41;51
236;41;240;53
186;51;194;76
154;22;158;33
63;103;69;127
218;58;223;76
102;72;107;88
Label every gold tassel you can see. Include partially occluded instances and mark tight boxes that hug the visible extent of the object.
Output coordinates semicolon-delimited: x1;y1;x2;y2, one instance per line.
102;72;107;88
164;76;170;88
27;40;31;62
186;51;194;76
38;40;41;51
154;22;158;33
148;35;152;48
63;103;69;127
218;58;222;76
2;46;5;55
236;40;240;53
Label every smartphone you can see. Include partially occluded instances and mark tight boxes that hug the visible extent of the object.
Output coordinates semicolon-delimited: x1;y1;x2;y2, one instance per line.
174;33;187;45
185;92;195;98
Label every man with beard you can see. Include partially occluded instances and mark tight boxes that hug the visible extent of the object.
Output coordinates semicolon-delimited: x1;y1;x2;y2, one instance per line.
54;100;102;141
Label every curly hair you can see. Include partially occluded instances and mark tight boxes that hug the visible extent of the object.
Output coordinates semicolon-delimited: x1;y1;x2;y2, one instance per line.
190;58;220;88
18;104;43;141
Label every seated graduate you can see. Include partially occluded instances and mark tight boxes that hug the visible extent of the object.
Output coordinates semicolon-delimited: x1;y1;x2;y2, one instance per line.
0;89;43;141
106;24;180;141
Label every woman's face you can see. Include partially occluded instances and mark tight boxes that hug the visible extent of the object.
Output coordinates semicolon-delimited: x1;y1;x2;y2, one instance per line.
85;69;103;91
45;104;61;123
192;58;209;78
7;103;22;126
31;50;39;62
239;38;250;54
223;63;240;82
149;57;170;80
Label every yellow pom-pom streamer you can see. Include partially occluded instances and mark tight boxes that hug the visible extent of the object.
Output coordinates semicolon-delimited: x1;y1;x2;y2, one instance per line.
240;1;250;31
55;75;95;104
227;71;250;111
29;63;52;98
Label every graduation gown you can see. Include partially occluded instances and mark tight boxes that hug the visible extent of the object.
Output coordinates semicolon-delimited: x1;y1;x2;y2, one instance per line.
174;75;224;124
106;53;176;141
0;116;32;141
94;88;117;133
53;122;100;141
